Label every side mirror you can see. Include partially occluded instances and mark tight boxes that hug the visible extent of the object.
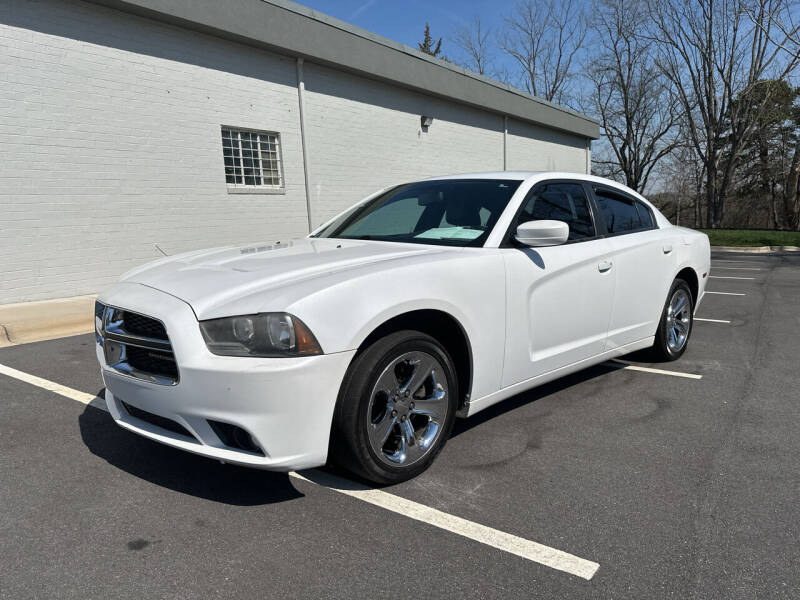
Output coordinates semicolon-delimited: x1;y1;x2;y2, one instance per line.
515;220;569;247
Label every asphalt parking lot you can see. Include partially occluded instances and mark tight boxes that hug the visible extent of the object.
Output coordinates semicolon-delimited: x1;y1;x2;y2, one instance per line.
1;251;799;599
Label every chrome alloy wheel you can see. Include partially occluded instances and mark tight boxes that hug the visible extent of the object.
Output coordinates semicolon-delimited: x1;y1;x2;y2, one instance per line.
666;288;692;353
366;351;449;467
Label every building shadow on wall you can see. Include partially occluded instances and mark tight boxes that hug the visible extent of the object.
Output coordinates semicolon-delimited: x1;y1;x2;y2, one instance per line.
1;0;584;144
3;0;299;88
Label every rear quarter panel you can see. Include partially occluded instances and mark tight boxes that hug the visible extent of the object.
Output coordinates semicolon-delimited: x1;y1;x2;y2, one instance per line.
673;227;711;310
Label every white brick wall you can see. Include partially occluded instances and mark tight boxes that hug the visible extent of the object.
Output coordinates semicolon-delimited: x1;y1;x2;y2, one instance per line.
0;0;590;304
505;118;588;172
0;0;309;304
302;62;506;227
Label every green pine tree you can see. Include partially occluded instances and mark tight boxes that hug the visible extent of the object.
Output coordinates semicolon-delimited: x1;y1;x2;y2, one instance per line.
418;23;443;57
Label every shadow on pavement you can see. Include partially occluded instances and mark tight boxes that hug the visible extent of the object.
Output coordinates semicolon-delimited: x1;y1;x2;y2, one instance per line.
78;362;623;497
451;363;617;438
78;397;303;506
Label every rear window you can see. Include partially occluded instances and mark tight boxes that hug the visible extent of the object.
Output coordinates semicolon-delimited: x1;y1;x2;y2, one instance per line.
594;188;651;234
636;202;655;228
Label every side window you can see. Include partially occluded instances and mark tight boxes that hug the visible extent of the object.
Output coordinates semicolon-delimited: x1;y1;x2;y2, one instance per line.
517;182;595;240
594;189;644;234
635;201;655;228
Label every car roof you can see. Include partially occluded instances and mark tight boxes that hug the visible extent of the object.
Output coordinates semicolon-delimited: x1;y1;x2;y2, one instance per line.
423;171;649;201
419;171;671;228
423;171;541;181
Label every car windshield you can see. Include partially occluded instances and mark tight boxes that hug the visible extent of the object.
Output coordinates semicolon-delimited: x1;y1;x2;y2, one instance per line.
312;179;523;247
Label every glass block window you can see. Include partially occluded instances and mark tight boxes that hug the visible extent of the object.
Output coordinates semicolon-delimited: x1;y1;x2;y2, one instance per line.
221;127;284;189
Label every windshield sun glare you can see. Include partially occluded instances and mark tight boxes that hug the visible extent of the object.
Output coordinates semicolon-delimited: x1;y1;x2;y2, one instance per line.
313;179;523;247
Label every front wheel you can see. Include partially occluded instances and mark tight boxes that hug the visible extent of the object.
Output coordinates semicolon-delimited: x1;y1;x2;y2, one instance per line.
330;330;458;484
651;279;694;361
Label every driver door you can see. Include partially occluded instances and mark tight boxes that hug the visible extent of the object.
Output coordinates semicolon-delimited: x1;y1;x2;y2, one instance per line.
501;181;616;387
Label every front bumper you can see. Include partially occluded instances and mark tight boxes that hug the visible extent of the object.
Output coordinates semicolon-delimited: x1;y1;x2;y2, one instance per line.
96;283;356;470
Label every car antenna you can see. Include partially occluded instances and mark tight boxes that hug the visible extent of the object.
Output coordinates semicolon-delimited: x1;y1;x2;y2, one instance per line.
154;243;168;257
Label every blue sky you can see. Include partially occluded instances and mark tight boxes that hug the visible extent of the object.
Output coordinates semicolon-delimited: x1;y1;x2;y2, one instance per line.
298;0;508;67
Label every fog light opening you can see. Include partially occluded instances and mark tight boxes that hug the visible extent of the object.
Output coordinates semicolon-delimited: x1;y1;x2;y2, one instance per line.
207;420;264;456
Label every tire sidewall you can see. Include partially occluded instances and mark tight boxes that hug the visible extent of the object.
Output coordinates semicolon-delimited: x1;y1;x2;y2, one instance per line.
333;330;459;484
657;279;694;361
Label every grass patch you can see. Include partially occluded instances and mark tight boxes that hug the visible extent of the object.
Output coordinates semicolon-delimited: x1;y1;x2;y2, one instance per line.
698;229;800;247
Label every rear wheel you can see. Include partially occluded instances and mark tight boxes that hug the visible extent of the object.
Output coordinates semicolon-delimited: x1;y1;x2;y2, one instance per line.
330;330;458;484
651;279;694;361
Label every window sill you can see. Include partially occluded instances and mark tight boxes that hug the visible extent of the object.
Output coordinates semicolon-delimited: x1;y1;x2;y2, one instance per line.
226;186;286;195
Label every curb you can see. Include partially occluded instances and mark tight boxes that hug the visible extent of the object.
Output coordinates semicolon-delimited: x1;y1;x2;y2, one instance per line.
0;294;96;348
712;245;800;254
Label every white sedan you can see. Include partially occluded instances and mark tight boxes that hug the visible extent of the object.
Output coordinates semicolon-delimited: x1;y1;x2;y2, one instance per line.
94;172;710;483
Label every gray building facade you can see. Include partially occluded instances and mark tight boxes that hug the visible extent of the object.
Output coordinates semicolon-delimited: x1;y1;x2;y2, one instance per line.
0;0;599;304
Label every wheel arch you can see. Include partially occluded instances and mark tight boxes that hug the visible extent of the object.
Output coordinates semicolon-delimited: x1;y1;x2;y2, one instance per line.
675;266;699;306
352;309;474;414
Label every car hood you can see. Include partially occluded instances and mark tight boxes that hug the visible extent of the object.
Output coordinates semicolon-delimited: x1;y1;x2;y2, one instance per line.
120;238;452;318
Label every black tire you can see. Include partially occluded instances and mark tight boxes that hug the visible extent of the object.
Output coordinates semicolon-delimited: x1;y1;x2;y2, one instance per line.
651;278;694;362
329;330;458;484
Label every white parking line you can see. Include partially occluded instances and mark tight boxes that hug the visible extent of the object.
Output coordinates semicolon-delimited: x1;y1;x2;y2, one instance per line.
709;276;755;280
0;363;98;404
712;259;767;263
710;266;764;271
0;362;600;581
705;291;746;296
290;470;599;579
695;317;731;323
607;360;703;379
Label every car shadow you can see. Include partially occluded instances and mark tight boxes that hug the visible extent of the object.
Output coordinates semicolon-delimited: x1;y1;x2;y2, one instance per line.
623;348;657;362
451;362;618;438
519;247;546;269
78;393;303;506
79;362;625;498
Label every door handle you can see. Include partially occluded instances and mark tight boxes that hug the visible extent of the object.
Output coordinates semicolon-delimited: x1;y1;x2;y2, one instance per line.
663;245;673;254
598;260;613;273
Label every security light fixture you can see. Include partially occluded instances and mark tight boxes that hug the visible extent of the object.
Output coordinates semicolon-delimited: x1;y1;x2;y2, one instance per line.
420;116;434;131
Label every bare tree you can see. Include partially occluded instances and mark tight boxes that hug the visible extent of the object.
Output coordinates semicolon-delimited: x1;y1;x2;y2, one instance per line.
500;0;588;105
741;0;800;55
783;134;800;229
588;0;681;193
648;0;800;228
663;140;708;227
451;16;493;76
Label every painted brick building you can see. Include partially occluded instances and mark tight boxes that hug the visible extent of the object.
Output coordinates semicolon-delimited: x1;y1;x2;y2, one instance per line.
0;0;599;304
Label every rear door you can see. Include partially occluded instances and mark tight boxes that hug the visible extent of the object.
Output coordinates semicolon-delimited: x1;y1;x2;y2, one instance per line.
501;180;616;386
590;185;676;350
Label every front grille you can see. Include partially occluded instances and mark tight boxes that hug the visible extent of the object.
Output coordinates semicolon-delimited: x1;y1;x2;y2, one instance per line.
122;311;168;340
125;345;179;380
121;401;195;440
98;304;179;385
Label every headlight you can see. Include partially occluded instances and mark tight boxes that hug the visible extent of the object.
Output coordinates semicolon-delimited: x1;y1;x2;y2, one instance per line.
199;313;322;357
